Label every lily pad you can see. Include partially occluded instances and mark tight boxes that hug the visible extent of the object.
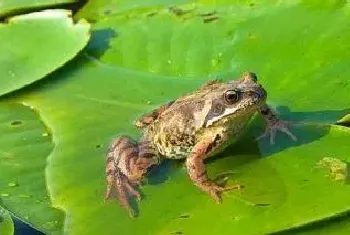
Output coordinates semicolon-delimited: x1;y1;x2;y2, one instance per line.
8;54;349;235
2;1;350;234
0;208;14;235
0;0;77;18
88;2;350;114
0;102;63;235
337;114;350;127
280;213;350;235
0;9;90;96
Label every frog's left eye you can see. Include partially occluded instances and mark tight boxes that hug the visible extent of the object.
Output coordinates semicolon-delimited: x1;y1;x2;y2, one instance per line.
224;90;240;104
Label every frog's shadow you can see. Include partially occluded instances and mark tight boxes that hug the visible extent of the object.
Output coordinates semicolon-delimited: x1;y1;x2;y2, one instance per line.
251;106;350;157
86;28;118;58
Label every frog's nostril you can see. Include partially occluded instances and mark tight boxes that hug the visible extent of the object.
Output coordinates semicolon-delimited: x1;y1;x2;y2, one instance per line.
247;90;265;99
247;91;258;97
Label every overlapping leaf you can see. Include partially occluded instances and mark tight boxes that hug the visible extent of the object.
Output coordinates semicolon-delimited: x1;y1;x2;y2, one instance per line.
0;102;63;235
0;208;14;235
0;0;77;17
0;9;90;96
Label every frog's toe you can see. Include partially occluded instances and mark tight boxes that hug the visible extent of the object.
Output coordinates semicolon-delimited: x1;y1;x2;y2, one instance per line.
208;189;222;203
205;184;223;203
256;129;272;142
278;125;297;141
257;120;297;144
105;170;140;217
123;176;142;201
207;183;242;203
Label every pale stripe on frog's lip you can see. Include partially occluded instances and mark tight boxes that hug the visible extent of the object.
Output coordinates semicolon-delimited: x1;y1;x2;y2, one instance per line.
204;102;262;128
204;106;239;127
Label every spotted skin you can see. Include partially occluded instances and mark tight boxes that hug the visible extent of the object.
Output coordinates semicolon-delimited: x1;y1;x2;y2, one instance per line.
105;136;158;217
105;72;297;217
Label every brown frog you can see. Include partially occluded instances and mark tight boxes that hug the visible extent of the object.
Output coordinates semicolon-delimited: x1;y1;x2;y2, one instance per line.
105;72;296;217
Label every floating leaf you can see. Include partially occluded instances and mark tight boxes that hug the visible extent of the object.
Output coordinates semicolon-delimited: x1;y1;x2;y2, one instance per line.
0;208;14;235
0;0;77;17
0;102;63;235
0;9;90;96
8;55;349;234
279;213;350;235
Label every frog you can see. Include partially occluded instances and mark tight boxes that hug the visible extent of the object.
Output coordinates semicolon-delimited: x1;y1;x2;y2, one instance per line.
105;72;297;217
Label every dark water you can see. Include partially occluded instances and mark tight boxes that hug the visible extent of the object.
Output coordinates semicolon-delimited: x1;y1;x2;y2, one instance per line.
13;217;43;235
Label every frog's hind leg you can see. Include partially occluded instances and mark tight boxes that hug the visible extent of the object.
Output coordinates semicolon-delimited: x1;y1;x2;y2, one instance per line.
105;136;158;217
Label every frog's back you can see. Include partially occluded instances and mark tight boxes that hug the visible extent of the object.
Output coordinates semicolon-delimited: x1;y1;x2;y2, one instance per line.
141;76;265;159
144;99;202;159
144;80;229;159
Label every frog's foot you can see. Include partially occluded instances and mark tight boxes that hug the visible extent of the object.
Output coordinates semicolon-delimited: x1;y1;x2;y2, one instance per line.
105;170;141;217
105;136;156;217
200;182;242;202
257;120;297;145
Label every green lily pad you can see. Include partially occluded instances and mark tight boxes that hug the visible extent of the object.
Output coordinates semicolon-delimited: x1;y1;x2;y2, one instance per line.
337;114;350;127
0;208;14;235
2;1;350;234
88;2;350;113
8;54;349;235
0;0;77;18
0;9;90;96
280;213;350;235
0;102;63;235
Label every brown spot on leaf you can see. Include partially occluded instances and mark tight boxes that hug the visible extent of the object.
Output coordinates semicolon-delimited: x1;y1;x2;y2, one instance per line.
179;213;190;219
10;120;22;126
147;12;158;17
203;16;219;24
104;9;112;15
198;11;217;17
169;7;192;16
255;203;271;207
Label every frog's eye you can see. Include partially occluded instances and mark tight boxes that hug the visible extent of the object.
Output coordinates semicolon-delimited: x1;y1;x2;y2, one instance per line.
224;90;240;104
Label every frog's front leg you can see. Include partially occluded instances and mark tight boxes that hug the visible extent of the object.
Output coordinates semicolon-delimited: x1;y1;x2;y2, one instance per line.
185;139;241;202
105;136;158;217
257;104;297;144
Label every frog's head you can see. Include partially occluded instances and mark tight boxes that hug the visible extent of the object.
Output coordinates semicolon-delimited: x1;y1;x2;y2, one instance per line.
199;72;267;128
